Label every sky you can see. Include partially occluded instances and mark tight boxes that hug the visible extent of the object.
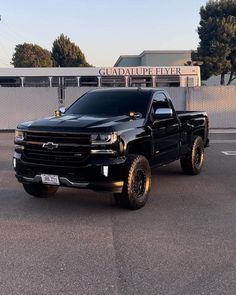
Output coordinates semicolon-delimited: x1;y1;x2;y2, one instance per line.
0;0;207;67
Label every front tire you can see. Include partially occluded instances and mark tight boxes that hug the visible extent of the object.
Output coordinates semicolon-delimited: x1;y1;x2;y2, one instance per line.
180;136;204;175
114;155;151;210
23;183;58;198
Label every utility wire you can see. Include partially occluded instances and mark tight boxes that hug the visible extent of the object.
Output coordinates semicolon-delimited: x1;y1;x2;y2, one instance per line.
0;39;11;59
1;21;29;42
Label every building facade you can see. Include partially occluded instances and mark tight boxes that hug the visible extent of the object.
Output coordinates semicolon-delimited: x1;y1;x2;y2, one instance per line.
114;50;200;87
114;50;236;86
0;64;201;88
114;50;192;67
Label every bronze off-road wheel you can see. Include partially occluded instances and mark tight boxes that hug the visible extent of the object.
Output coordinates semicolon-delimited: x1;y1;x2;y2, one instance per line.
180;136;205;175
114;155;151;210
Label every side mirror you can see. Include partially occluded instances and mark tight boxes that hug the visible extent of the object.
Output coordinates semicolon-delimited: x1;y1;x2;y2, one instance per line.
153;108;173;120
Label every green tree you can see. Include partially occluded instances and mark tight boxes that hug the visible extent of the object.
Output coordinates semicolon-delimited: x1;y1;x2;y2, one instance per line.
11;43;53;67
52;34;91;67
194;0;236;85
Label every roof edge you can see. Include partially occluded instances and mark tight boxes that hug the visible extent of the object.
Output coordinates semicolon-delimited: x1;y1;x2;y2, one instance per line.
114;50;192;66
139;50;192;57
114;55;140;67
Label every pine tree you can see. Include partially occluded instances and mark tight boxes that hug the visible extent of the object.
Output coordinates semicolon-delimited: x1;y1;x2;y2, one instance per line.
194;0;236;85
52;34;91;67
12;43;52;67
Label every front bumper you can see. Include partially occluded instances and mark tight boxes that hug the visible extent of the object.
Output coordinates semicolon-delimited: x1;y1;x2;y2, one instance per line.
16;174;124;193
13;152;126;193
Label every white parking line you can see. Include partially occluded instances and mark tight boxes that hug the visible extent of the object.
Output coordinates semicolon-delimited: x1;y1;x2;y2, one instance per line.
222;151;236;156
211;140;236;143
210;130;236;134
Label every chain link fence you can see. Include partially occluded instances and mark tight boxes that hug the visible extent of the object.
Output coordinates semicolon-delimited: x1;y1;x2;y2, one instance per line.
0;86;235;129
188;86;236;128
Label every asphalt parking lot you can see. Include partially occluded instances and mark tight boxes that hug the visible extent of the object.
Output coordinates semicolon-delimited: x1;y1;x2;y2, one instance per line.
0;132;235;295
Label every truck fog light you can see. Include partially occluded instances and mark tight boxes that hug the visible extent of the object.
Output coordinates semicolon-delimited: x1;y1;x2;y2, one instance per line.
102;166;109;177
13;158;17;169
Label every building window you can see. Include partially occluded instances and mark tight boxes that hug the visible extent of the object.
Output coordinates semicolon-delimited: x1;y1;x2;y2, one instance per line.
0;77;22;87
52;77;78;87
80;76;98;87
130;77;152;87
24;76;50;87
155;76;180;87
64;77;78;87
51;77;59;87
101;76;125;87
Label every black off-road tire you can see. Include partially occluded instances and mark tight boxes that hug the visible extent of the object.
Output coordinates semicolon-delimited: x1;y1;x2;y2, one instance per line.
180;136;204;175
23;183;58;198
114;155;151;210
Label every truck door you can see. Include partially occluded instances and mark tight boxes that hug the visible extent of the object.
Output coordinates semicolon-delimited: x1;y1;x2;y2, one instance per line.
150;92;180;164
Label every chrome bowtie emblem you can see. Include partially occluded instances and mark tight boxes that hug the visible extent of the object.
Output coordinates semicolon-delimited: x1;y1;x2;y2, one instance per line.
42;142;59;150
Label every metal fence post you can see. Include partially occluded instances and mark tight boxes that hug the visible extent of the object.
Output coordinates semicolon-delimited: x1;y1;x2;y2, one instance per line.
58;77;65;109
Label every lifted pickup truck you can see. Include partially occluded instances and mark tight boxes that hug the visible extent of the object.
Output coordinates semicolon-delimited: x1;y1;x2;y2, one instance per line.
13;88;209;209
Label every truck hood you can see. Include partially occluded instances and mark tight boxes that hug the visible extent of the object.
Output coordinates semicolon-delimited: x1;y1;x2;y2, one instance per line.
18;114;145;133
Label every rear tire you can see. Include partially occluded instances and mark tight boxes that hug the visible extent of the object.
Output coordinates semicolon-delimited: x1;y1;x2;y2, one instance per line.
114;155;151;210
180;136;204;175
23;183;58;198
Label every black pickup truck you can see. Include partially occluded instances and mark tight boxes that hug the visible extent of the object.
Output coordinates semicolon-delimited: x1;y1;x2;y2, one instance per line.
13;88;209;209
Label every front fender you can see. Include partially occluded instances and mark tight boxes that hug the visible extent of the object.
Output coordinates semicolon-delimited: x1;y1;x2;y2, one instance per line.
119;127;152;160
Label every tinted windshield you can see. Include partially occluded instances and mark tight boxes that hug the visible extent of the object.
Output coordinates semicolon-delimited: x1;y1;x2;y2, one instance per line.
66;90;151;117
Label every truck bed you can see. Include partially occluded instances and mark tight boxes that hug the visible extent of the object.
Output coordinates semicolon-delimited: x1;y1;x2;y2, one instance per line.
176;111;208;124
176;110;208;116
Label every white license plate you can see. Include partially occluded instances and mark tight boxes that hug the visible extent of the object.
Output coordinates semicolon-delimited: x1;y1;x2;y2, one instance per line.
41;174;60;185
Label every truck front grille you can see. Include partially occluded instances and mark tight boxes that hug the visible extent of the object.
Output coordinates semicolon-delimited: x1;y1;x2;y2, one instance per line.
22;131;91;167
26;131;90;145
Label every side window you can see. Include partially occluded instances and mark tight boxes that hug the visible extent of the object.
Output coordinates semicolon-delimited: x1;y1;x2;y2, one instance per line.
152;92;170;112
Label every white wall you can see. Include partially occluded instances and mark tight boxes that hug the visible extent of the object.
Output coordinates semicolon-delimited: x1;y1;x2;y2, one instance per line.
141;52;191;67
204;75;236;86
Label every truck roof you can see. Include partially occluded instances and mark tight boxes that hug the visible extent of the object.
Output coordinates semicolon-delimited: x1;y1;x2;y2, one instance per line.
88;87;165;94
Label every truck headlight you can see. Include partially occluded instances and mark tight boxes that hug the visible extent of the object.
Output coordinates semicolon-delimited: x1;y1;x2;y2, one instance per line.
91;133;118;145
15;130;24;142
